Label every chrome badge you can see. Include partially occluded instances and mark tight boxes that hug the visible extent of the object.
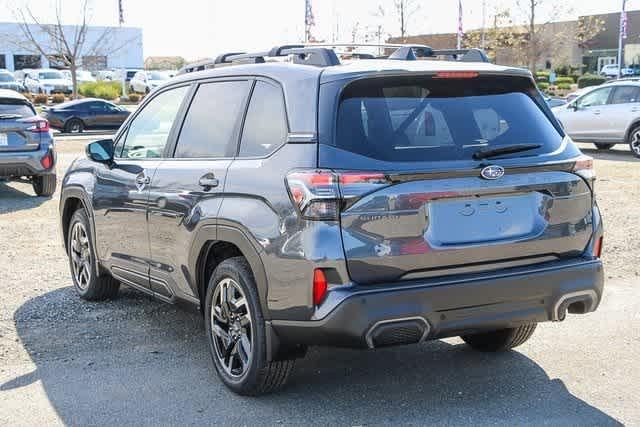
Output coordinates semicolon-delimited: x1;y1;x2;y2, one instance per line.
480;165;505;180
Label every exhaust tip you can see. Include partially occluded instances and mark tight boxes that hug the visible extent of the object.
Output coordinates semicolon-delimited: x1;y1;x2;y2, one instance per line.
552;290;598;321
366;317;431;349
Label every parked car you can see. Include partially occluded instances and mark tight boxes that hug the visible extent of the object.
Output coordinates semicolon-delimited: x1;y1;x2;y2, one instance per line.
41;98;130;133
552;80;640;157
0;89;56;196
61;69;96;84
0;70;24;92
544;96;566;108
112;68;142;84
96;70;114;81
129;70;169;94
59;44;604;396
13;69;33;85
23;69;73;95
600;64;634;78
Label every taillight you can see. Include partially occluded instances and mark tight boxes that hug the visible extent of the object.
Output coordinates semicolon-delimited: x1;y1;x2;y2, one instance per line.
572;155;595;180
592;236;603;258
285;170;391;220
23;117;50;133
312;269;328;306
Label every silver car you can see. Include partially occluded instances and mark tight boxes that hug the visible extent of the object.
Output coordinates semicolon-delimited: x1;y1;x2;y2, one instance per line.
552;81;640;158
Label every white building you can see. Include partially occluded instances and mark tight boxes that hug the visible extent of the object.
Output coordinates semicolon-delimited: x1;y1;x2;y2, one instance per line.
0;22;143;71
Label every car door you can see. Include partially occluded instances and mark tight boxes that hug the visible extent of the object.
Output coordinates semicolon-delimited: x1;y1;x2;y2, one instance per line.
559;86;614;141
92;84;190;293
606;85;640;141
147;79;252;301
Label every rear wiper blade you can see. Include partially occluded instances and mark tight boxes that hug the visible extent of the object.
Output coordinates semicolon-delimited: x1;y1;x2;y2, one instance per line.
0;114;22;120
473;143;542;160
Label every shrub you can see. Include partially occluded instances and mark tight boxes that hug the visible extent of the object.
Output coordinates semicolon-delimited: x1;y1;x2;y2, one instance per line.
78;81;120;100
536;75;549;83
51;94;65;104
554;76;574;85
556;83;572;90
33;93;48;105
570;73;581;83
578;74;606;89
554;65;570;76
537;82;549;91
128;93;141;103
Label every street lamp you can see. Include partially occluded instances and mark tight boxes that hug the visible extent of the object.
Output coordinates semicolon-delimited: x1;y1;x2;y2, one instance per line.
617;0;628;79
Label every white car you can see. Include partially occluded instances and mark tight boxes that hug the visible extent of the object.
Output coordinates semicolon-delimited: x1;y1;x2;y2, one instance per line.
61;69;96;84
129;70;169;94
600;64;634;78
23;69;73;95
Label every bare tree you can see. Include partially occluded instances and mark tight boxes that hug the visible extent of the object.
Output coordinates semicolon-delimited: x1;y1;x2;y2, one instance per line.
9;0;132;98
375;0;420;40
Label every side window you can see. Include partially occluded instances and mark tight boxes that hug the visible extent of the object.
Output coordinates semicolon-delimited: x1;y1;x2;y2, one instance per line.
88;102;106;112
239;81;288;157
120;85;188;159
174;80;250;158
577;88;613;108
609;86;640;105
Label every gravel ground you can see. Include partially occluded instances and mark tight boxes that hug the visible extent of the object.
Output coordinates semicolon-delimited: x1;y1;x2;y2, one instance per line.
0;139;639;426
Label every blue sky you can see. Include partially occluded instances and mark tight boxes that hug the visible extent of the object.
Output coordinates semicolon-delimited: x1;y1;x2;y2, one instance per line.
0;0;635;59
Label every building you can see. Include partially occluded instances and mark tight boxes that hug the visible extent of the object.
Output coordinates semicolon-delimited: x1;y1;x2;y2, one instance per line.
0;22;143;71
389;10;640;74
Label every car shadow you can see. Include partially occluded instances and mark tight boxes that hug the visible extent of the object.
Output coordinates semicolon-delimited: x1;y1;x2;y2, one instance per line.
0;181;49;214
576;145;639;163
3;286;622;425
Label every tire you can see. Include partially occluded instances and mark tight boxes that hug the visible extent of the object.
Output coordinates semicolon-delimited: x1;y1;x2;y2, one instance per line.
461;323;537;352
67;208;120;301
594;143;615;150
64;119;84;133
32;174;56;197
204;257;294;395
628;125;640;158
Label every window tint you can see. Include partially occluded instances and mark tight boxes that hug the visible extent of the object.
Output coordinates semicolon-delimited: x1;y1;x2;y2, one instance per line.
174;81;250;158
609;86;640;104
239;81;287;157
577;87;612;108
333;76;563;162
88;102;106;112
120;85;188;159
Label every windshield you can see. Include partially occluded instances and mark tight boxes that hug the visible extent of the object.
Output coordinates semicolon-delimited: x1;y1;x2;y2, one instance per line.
0;74;15;82
38;71;64;80
331;75;563;162
77;71;92;78
148;72;168;80
0;102;35;118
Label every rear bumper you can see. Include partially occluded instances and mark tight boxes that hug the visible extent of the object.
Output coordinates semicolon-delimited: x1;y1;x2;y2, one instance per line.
270;258;604;349
0;146;56;178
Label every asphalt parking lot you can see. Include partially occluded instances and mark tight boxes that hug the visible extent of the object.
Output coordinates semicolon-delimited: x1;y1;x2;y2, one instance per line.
1;138;639;426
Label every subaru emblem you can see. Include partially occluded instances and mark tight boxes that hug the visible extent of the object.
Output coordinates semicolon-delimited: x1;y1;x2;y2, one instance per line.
480;165;504;180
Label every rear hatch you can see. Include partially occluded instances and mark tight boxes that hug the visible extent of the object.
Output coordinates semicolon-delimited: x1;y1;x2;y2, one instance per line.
317;72;593;284
0;100;41;152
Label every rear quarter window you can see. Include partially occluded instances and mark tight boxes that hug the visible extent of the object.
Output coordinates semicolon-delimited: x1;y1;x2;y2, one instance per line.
327;75;564;163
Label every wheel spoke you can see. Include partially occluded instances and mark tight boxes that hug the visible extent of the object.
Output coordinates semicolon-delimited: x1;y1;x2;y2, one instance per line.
212;324;230;342
213;305;227;323
238;313;251;327
238;333;251;365
230;296;246;313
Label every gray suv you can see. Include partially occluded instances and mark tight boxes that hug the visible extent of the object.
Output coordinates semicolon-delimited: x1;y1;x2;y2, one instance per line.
0;89;56;196
59;45;604;395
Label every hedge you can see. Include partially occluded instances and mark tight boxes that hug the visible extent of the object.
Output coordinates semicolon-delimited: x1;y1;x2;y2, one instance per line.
578;74;606;89
78;81;121;100
537;82;550;91
556;83;572;90
51;94;65;104
554;76;574;85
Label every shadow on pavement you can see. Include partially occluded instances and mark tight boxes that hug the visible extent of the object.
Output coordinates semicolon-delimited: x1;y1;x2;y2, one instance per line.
577;146;639;163
0;181;49;214
3;286;622;425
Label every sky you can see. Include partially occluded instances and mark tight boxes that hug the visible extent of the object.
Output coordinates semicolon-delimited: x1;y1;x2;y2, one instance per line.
0;0;635;60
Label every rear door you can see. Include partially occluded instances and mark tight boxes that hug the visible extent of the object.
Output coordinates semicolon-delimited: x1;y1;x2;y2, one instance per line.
319;74;592;284
93;84;190;291
562;86;614;141
147;79;251;300
606;85;640;141
0;100;40;152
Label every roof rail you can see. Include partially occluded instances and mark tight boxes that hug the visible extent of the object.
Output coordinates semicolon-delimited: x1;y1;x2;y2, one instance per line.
178;43;490;74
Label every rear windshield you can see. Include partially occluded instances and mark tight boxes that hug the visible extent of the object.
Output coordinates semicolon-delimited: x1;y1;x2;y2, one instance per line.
0;102;35;117
38;71;64;80
332;75;563;162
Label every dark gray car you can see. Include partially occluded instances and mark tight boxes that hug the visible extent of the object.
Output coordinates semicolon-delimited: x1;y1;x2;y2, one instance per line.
59;45;604;395
0;89;56;196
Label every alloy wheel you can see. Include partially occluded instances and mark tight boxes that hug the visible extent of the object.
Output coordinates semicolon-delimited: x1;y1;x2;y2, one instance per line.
210;277;253;378
631;131;640;157
70;222;91;290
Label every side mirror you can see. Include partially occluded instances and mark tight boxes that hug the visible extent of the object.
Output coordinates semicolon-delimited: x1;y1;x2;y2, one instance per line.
570;103;579;111
86;139;115;164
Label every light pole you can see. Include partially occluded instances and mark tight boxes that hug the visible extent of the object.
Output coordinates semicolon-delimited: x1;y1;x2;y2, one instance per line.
617;0;628;79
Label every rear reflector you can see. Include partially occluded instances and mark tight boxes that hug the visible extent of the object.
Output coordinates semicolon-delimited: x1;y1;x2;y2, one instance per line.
592;236;603;258
40;152;53;169
312;269;328;306
434;71;479;79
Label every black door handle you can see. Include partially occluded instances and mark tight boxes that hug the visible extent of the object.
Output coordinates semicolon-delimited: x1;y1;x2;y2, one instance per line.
135;175;150;185
198;173;219;189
